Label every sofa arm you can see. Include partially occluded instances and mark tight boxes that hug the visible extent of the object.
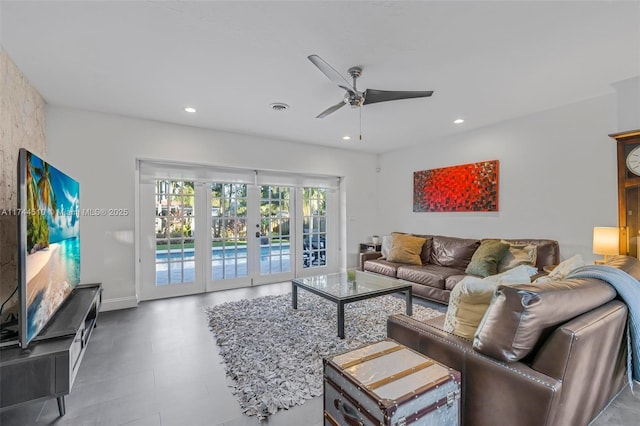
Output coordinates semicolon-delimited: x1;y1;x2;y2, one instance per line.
388;314;562;426
531;300;628;426
359;251;382;270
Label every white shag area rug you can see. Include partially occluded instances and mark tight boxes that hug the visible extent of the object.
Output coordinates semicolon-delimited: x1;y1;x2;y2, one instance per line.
205;292;442;419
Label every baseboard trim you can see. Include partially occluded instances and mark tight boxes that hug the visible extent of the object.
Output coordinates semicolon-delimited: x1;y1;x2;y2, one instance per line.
100;296;139;311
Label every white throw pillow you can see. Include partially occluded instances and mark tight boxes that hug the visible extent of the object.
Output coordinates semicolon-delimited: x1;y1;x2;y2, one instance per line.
486;264;538;284
381;235;393;258
534;254;585;283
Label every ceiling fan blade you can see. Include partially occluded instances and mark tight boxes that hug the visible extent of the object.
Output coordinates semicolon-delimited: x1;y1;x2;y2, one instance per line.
316;101;346;119
362;89;434;105
308;54;355;93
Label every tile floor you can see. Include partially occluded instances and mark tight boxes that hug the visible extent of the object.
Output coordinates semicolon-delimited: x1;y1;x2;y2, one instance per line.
0;282;637;425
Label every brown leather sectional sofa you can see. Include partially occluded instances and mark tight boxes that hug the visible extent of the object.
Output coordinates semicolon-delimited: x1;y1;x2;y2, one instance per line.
360;235;560;304
387;255;639;426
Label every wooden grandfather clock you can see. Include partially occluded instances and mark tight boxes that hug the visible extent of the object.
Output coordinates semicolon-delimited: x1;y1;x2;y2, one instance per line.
610;129;640;257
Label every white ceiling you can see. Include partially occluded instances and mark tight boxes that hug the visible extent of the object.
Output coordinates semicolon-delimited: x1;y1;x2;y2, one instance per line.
2;1;639;154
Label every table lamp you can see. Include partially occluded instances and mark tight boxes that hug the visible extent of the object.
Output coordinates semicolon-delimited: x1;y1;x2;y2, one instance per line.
592;227;619;264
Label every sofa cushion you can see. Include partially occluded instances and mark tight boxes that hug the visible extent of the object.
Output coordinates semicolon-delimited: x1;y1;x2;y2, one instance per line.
431;236;480;269
445;274;467;291
444;265;537;339
473;278;617;362
498;241;538;273
397;264;464;289
363;259;400;277
387;233;427;265
465;239;510;277
412;234;434;265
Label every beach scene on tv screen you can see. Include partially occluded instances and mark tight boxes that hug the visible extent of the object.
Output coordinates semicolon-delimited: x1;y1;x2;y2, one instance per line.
25;151;80;343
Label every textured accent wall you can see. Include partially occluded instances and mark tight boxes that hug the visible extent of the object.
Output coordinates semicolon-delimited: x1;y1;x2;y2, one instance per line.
0;49;46;323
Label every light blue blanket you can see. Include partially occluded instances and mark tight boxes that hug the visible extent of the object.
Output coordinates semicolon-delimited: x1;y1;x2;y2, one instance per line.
567;265;640;390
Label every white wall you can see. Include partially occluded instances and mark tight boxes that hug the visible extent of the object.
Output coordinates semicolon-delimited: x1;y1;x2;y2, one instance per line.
46;107;378;309
377;94;619;262
613;75;640;132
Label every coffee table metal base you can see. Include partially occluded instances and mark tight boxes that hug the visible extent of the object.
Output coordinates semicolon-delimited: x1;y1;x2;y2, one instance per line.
292;281;412;339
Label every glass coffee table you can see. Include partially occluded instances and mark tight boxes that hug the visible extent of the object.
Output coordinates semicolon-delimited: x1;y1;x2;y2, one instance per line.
291;271;413;339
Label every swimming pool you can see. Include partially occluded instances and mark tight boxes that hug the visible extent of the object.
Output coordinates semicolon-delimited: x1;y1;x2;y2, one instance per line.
155;244;291;284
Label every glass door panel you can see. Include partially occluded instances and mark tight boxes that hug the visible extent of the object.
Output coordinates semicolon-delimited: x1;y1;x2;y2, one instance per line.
302;188;327;269
155;180;195;285
210;183;248;281
626;186;640;257
258;186;291;276
140;179;204;301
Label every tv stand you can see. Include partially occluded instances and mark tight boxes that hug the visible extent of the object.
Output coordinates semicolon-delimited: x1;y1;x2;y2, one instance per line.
0;283;102;416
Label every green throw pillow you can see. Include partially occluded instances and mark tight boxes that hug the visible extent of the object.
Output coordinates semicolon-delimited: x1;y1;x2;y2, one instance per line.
465;240;510;278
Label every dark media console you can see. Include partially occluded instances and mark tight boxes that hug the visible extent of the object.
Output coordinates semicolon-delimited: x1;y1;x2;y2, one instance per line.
0;283;102;416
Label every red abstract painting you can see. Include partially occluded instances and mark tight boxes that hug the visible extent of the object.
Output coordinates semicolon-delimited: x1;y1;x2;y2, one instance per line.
413;160;499;212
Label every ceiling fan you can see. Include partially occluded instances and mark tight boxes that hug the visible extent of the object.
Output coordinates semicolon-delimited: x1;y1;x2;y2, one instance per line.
308;54;434;119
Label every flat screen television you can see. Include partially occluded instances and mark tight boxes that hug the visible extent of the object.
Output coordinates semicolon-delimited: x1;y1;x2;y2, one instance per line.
18;148;80;348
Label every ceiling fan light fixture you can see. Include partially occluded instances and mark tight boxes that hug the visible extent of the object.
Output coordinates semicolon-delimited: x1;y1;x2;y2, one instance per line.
184;107;196;113
454;118;465;124
269;102;290;112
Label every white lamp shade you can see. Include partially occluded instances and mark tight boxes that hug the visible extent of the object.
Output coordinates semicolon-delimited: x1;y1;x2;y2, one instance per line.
592;227;620;255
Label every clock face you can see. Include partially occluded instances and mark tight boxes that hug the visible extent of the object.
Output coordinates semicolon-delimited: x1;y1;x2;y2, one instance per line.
627;145;640;176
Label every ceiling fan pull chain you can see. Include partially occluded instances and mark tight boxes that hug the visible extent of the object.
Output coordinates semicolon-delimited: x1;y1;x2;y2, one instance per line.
359;107;363;141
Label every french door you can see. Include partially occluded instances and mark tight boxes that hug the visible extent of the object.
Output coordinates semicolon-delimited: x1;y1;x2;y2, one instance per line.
206;183;295;290
138;169;337;300
251;185;293;286
139;179;205;300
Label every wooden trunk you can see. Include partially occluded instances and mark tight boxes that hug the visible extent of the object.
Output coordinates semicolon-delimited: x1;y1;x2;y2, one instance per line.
323;339;460;426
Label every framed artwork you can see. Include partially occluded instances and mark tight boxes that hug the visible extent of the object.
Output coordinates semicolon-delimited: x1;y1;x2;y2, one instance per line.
413;160;499;212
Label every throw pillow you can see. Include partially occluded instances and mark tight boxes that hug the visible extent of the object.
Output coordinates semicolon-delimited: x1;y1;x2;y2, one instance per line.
444;276;497;339
534;254;585;283
381;235;393;258
498;241;538;273
444;264;535;339
487;264;538;284
386;233;427;265
465;240;510;278
473;277;615;362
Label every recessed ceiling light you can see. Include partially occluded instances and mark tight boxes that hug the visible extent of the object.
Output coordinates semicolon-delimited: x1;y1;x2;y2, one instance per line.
342;136;351;141
454;118;464;124
185;107;196;113
269;102;290;111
